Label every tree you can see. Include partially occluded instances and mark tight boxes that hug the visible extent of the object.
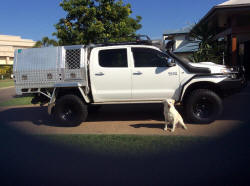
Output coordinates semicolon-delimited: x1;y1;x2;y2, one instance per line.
53;0;142;45
189;23;225;63
34;37;58;48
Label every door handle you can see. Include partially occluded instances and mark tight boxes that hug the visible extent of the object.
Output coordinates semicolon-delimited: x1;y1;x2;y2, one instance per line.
95;72;104;76
133;71;143;75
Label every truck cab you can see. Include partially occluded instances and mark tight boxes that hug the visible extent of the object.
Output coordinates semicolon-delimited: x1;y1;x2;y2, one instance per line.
89;45;181;102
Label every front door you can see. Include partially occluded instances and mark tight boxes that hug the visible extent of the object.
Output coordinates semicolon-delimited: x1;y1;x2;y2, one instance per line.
131;47;180;100
90;47;132;102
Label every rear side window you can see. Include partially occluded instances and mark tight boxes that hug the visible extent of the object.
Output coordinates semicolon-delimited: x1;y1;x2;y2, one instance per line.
132;48;168;67
99;49;128;68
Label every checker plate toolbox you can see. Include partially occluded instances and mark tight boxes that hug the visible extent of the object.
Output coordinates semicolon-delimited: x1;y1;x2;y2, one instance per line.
14;45;87;95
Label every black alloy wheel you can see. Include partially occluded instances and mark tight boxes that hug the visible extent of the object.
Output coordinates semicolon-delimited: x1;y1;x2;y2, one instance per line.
185;89;223;124
54;94;88;126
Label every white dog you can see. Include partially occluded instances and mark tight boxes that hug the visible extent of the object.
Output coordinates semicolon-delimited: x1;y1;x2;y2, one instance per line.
163;99;187;132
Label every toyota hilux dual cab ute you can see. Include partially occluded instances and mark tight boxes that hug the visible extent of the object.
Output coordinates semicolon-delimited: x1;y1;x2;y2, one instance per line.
13;40;247;125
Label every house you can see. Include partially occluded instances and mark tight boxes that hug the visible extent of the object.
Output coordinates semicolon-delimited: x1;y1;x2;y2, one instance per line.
163;25;199;60
0;35;35;78
191;0;250;79
0;35;35;65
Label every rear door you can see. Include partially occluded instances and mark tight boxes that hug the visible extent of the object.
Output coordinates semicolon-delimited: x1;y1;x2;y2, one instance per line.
131;47;180;100
90;47;132;102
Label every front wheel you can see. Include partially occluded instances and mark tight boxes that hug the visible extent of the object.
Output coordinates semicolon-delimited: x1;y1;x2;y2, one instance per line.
185;89;223;124
53;94;88;126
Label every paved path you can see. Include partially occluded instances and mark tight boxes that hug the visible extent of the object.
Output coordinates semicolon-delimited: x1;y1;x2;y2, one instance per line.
0;87;16;103
1;84;250;136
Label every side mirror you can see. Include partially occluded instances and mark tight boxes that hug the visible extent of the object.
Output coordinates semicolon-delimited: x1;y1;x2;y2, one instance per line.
167;58;176;67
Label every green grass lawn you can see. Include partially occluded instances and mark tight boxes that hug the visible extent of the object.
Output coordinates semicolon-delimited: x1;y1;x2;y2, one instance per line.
1;121;249;185
35;134;210;157
0;122;211;157
0;96;32;107
0;79;14;88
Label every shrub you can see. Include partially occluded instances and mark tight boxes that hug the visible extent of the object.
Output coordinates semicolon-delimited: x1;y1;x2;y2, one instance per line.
0;65;13;79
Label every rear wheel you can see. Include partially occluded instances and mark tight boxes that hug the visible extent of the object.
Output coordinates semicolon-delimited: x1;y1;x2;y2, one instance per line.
54;94;88;126
185;89;223;124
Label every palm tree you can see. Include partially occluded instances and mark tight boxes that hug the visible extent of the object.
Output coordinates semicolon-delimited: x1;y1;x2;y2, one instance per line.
34;37;59;48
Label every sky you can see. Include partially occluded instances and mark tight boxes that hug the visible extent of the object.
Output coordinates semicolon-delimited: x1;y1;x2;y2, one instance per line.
0;0;227;41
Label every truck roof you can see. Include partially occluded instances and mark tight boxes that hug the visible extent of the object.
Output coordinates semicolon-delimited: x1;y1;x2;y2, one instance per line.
89;40;153;49
88;35;154;48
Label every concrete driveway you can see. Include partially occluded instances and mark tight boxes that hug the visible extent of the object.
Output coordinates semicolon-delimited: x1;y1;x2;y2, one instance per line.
0;84;249;136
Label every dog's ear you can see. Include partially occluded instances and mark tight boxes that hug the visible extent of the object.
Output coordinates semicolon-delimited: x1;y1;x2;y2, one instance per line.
172;99;176;105
167;99;175;105
166;99;171;104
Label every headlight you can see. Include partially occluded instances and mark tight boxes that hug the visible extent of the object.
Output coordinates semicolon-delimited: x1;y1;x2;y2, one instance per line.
220;68;237;79
220;68;231;74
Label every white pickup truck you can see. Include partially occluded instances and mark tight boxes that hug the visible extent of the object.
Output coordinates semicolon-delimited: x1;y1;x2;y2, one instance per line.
13;40;246;125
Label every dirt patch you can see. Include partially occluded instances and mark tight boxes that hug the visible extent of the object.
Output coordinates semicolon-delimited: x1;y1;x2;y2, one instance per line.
0;103;245;137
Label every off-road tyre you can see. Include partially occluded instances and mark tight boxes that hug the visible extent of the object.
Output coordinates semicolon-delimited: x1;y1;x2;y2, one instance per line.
185;89;223;124
54;94;88;126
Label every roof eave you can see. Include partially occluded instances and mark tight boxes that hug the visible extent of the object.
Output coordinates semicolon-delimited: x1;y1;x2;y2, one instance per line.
191;7;217;31
192;3;250;32
217;3;250;8
163;32;189;36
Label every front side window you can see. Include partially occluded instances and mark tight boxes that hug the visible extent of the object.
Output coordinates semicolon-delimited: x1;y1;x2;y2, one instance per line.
132;48;168;67
99;49;128;68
